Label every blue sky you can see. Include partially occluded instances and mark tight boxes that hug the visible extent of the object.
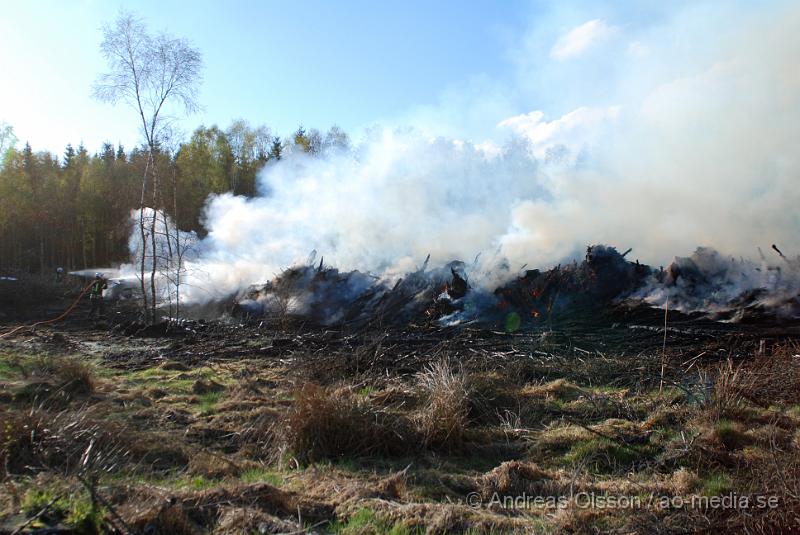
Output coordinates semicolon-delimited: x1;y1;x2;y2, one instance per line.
0;0;775;155
0;0;530;153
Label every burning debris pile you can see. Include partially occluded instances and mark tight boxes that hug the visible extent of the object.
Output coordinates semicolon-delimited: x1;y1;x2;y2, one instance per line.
232;244;800;329
234;256;471;329
492;245;651;325
636;246;800;322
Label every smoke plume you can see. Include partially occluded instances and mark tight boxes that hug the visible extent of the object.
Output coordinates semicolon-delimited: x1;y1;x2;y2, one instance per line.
151;1;800;313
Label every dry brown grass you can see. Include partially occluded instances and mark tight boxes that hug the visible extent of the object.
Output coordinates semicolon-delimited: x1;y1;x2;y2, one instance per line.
700;358;745;423
736;342;800;406
477;461;561;500
703;425;800;534
334;498;531;535
128;500;202;535
415;357;471;451
188;450;242;479
466;371;520;424
8;356;96;408
278;383;413;463
668;467;701;495
122;479;332;533
215;506;297;535
521;378;586;401
0;406;127;478
705;343;800;422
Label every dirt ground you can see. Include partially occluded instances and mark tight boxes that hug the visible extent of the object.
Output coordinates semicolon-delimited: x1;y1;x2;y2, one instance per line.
1;296;799;534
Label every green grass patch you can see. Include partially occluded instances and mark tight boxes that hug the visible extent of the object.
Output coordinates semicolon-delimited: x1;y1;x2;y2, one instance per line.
240;467;283;486
132;367;170;379
127;368;195;393
22;488;104;532
101;470;219;491
561;438;643;473
195;391;224;415
714;419;752;450
0;352;25;380
702;472;734;496
331;508;417;535
185;475;220;490
314;458;363;474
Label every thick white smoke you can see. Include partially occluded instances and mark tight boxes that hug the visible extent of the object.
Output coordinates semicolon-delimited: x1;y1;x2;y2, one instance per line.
187;134;552;302
168;1;800;306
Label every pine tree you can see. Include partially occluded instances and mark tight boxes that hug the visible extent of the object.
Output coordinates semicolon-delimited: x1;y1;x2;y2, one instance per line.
63;144;76;168
269;136;283;161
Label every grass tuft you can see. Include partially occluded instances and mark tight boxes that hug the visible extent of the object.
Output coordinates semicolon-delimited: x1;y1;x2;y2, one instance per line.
53;357;95;396
415;358;471;451
279;383;413;463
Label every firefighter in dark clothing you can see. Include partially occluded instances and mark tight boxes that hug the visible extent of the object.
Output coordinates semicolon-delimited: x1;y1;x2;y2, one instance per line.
89;273;107;318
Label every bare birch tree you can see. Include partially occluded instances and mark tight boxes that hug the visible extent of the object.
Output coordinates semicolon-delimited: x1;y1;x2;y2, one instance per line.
93;11;202;323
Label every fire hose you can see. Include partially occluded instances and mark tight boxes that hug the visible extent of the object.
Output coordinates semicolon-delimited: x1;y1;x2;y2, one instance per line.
0;281;96;339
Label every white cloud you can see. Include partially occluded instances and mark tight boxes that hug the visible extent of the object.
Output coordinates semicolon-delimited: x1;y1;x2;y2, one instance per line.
550;19;617;60
497;106;621;158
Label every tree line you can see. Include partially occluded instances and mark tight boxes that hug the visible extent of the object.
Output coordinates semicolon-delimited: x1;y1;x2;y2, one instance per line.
0;121;349;274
